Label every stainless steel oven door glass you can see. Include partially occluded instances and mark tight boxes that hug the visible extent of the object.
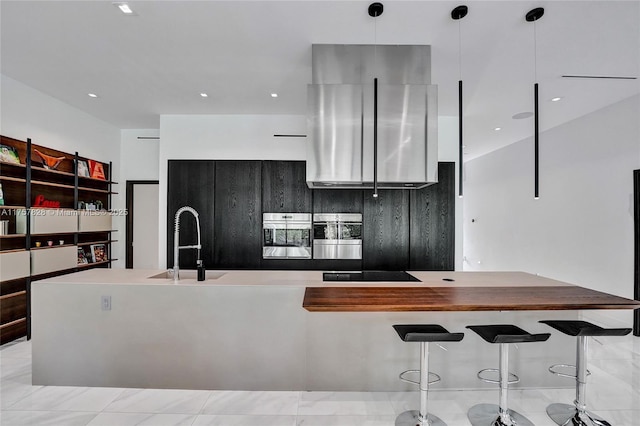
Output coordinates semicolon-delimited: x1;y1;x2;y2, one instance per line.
312;213;362;259
263;213;312;259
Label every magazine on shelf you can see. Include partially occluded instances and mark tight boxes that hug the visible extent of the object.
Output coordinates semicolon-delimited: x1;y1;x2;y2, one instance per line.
77;247;88;264
76;159;90;177
90;244;107;263
88;160;106;180
0;144;20;164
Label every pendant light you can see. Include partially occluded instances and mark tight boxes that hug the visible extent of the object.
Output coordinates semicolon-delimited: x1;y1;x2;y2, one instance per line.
451;5;468;198
526;7;544;199
368;2;383;199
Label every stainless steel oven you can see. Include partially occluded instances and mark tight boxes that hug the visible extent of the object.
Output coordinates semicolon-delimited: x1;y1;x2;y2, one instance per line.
263;213;312;259
312;213;362;259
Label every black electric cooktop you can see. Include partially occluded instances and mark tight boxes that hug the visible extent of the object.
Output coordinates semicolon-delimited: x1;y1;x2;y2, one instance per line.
322;271;421;282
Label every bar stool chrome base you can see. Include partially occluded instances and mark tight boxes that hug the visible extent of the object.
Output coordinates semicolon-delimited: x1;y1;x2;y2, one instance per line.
546;403;611;426
396;409;446;426
468;403;534;426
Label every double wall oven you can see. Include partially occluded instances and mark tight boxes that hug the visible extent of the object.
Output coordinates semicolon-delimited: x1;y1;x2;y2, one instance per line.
312;213;362;260
262;213;312;259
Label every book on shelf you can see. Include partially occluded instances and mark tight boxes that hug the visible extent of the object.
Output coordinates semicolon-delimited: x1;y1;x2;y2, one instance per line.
90;243;107;263
77;247;88;264
88;160;106;180
76;159;90;177
0;144;20;164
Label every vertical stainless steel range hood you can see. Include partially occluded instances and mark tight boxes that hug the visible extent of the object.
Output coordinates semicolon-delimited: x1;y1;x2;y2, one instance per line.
306;44;438;190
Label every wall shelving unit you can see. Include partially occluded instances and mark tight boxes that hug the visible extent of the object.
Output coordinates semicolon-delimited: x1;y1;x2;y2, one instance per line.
0;135;117;344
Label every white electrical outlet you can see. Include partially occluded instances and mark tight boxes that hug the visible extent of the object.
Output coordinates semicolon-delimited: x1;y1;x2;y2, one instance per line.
101;295;111;311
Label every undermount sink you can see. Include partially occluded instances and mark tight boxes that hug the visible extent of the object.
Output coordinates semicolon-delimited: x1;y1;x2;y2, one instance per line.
148;270;226;281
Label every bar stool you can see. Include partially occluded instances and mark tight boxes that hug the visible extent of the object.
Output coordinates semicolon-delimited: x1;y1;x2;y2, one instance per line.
393;324;464;426
539;320;631;426
466;324;550;426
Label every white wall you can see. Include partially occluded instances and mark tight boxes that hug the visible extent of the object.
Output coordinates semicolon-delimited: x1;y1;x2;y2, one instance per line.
112;129;160;268
1;75;119;164
1;74;124;266
463;95;640;323
157;114;460;269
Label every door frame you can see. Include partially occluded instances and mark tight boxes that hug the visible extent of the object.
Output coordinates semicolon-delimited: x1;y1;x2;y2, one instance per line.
634;170;639;336
126;180;160;269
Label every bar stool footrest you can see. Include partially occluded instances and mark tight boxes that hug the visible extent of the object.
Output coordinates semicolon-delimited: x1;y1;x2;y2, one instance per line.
546;403;611;426
548;363;590;379
399;369;441;386
476;368;519;385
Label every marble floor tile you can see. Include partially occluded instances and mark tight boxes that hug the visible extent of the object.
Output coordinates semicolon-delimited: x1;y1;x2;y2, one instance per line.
86;412;197;426
0;379;41;409
7;385;124;412
0;356;32;381
295;415;397;426
0;337;31;359
193;414;297;426
201;391;299;415
591;410;640;426
297;391;394;416
0;410;98;426
104;388;211;414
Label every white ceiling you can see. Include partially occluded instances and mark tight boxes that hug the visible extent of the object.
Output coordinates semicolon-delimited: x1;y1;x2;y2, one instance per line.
1;1;638;160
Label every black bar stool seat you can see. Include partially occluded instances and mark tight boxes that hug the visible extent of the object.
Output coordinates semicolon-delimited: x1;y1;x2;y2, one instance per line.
393;324;464;426
393;324;465;342
539;319;631;337
466;324;550;426
540;320;631;426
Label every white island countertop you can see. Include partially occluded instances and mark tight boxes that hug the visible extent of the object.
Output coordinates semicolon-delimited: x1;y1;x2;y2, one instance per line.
37;268;583;288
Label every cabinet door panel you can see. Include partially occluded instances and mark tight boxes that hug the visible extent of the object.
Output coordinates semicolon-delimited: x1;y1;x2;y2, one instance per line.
214;161;262;268
409;162;455;271
262;161;311;213
313;189;363;214
363;190;409;270
167;160;215;269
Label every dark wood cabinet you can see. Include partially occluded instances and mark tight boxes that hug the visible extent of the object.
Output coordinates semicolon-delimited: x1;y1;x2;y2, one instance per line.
409;162;455;271
363;190;410;270
166;159;455;272
313;189;363;214
262;161;311;213
167;160;216;269
214;161;262;268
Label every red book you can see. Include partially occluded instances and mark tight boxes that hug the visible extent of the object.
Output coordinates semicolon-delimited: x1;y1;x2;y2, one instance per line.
88;160;106;180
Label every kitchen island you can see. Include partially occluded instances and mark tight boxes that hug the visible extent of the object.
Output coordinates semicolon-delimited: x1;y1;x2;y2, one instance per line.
31;269;639;391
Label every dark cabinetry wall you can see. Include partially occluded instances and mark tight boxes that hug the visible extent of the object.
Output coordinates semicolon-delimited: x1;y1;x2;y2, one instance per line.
167;160;455;271
167;160;216;268
410;162;455;270
214;161;262;268
313;189;363;214
262;161;311;213
363;190;410;270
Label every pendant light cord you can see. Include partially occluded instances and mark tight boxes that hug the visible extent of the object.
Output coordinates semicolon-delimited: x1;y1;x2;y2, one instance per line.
533;19;538;83
458;19;462;81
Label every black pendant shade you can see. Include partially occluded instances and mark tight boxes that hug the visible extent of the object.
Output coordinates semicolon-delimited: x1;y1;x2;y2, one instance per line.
452;5;467;198
527;7;544;199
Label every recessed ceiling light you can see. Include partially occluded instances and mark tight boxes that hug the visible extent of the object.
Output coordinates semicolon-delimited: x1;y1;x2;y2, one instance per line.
494;127;501;131
114;2;134;14
551;97;562;102
271;93;278;98
512;112;533;120
200;93;208;98
88;93;98;98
